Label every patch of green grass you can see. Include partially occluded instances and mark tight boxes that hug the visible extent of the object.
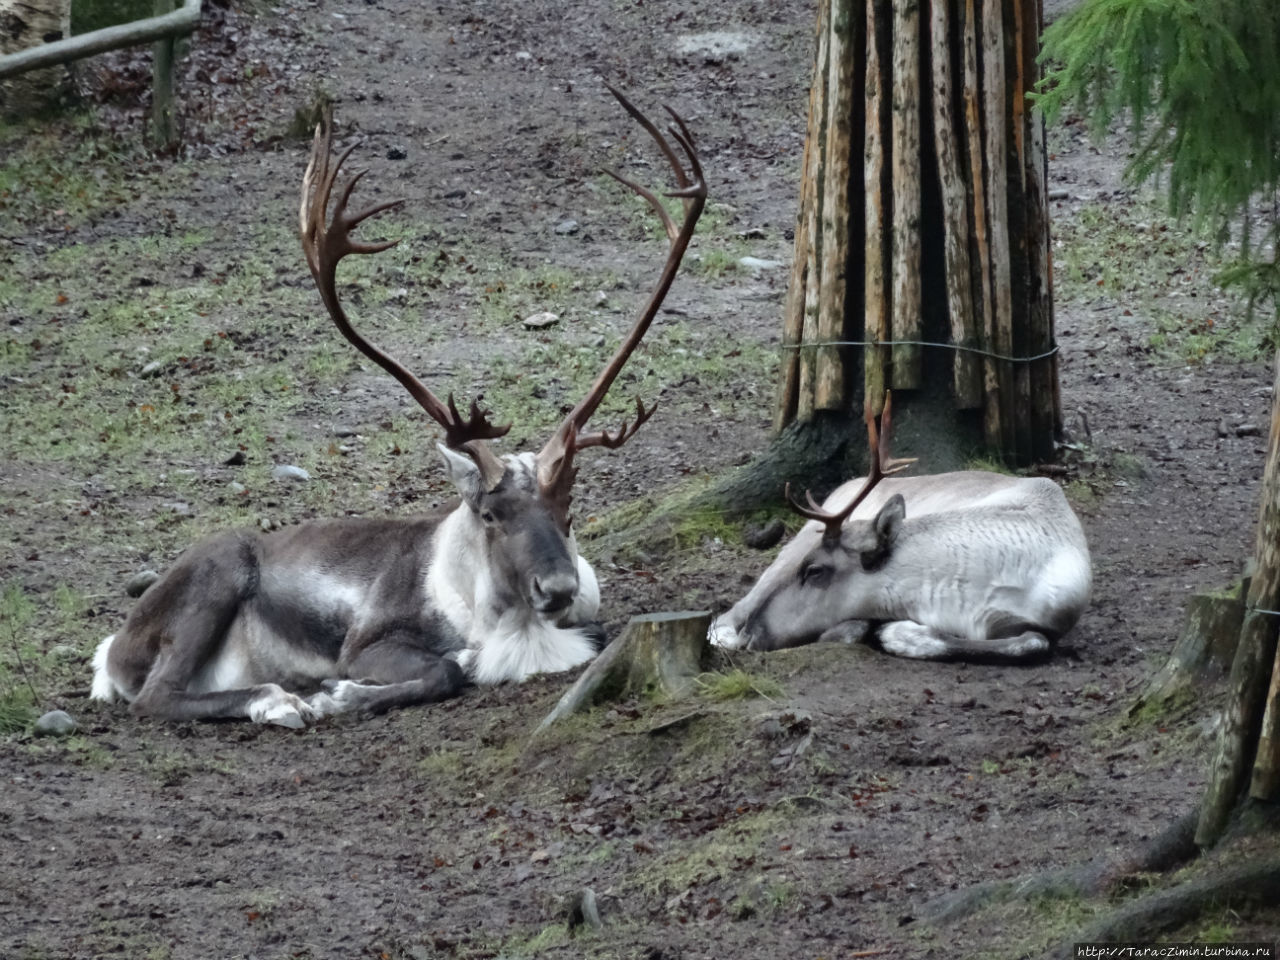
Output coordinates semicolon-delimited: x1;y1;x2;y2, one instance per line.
629;806;793;900
418;746;465;779
691;245;742;278
1194;917;1237;943
1110;451;1147;480
1054;198;1274;363
0;697;36;734
0;111;154;230
964;455;1015;475
1147;304;1273;365
499;924;569;957
1064;479;1100;510
695;668;783;702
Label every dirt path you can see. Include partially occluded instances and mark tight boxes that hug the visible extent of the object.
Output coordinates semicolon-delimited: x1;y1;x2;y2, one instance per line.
0;1;1274;958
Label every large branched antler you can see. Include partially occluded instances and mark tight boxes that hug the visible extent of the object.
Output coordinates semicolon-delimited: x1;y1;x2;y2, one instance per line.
536;83;707;530
299;108;509;483
786;392;917;543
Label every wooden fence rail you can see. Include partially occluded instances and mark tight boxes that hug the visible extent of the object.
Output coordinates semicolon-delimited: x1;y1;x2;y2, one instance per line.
0;0;202;148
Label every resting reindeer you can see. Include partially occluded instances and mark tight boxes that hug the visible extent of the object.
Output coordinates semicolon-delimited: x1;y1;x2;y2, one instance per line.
709;395;1091;660
90;87;706;726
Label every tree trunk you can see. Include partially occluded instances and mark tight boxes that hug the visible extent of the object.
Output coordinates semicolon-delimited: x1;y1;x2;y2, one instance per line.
777;0;1059;469
1196;350;1280;846
0;0;71;113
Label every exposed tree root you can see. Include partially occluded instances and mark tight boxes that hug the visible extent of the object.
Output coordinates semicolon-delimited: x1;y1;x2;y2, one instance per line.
922;808;1200;925
1048;857;1280;958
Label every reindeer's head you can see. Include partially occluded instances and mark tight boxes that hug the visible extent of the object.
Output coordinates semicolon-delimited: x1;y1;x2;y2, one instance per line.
713;394;917;651
298;89;705;624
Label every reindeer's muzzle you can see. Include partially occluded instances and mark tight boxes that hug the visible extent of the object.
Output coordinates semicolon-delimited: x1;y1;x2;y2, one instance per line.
531;572;578;616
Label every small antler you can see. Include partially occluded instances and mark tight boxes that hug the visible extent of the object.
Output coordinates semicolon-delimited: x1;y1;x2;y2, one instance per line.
536;83;707;529
786;392;917;542
299;108;510;454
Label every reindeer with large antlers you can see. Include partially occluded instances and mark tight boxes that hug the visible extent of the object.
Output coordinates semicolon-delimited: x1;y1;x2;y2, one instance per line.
709;394;1093;660
90;87;705;726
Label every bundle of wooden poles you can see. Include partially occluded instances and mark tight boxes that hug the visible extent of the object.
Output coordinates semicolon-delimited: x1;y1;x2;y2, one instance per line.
777;0;1059;466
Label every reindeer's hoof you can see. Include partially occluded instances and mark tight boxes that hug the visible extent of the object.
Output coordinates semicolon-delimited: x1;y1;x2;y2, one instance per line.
707;617;744;649
308;679;380;718
248;684;316;728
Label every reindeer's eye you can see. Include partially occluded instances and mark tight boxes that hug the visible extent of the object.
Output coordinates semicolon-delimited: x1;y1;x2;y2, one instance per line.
480;509;497;524
800;563;832;587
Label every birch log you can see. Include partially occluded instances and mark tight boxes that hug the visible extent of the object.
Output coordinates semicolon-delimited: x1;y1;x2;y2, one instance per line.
0;0;70;111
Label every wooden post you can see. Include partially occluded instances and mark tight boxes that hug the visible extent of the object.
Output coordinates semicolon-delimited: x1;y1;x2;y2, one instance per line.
150;0;176;150
863;0;889;418
929;0;982;409
889;0;922;390
1196;352;1280;843
816;0;856;411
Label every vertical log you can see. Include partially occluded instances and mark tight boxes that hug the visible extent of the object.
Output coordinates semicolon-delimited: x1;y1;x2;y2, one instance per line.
1248;354;1280;801
1197;353;1280;840
889;0;921;390
796;6;831;424
1007;0;1033;461
777;87;816;429
930;0;982;409
815;0;857;411
1021;0;1058;458
863;0;889;417
778;3;828;430
962;0;999;448
982;0;1015;455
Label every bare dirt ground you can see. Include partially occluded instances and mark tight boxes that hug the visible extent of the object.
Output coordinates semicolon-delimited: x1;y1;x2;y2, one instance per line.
1;0;1277;958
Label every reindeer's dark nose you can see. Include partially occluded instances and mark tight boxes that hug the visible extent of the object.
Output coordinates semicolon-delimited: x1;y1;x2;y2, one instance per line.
532;573;577;615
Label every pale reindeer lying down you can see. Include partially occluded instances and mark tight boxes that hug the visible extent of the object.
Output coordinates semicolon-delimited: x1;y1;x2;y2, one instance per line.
710;398;1092;660
91;87;707;726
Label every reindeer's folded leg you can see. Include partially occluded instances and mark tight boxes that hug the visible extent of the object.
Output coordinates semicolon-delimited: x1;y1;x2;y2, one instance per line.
310;636;467;717
878;621;1051;663
817;619;873;646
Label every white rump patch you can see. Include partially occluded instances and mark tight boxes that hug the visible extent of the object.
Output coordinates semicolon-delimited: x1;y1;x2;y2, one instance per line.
90;635;126;702
246;684;315;728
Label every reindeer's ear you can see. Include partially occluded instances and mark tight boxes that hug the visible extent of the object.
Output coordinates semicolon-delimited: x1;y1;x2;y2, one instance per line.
438;443;484;510
852;494;904;569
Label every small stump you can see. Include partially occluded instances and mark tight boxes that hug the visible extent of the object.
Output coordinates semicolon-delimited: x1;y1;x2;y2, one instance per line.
537;611;711;732
1129;585;1246;720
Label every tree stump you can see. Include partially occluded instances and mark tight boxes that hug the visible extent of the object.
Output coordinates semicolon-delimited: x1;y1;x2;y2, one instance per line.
536;611;711;732
1129;586;1246;719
